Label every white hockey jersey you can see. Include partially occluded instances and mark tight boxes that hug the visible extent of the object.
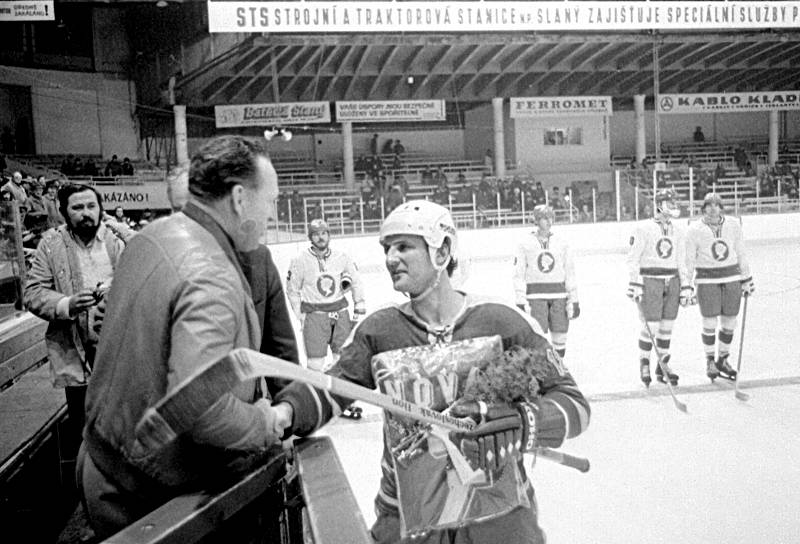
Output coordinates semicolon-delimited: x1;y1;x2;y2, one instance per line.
627;219;688;285
513;230;577;303
686;215;751;284
286;246;365;315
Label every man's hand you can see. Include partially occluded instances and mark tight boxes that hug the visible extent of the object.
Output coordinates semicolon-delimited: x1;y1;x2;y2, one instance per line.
68;289;99;316
255;400;293;446
567;301;580;319
741;278;755;297
92;298;106;336
448;400;534;472
679;286;696;307
626;283;643;303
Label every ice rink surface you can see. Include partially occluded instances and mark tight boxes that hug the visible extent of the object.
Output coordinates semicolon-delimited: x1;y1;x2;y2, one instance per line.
315;236;800;543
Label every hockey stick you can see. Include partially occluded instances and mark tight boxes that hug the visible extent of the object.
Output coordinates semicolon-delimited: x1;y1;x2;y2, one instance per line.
134;348;590;474
639;308;688;413
734;295;750;402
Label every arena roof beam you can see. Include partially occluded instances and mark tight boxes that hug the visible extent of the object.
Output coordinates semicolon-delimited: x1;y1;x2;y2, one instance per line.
585;69;624;96
344;46;370;98
677;41;728;68
743;41;796;67
432;44;481;97
207;46;274;103
688;69;729;93
656;41;702;68
724;41;779;68
367;45;401;98
769;42;800;68
570;42;613;71
284;48;324;100
762;68;800;91
702;42;751;68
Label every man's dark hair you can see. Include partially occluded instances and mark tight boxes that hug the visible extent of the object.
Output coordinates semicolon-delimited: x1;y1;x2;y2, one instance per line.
188;135;269;202
58;183;103;218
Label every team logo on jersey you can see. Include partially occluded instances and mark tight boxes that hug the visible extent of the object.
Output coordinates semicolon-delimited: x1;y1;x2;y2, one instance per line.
711;240;729;261
316;273;337;297
655;237;673;259
537;251;555;273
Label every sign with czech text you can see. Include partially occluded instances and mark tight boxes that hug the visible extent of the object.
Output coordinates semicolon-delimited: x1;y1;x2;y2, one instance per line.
336;100;446;123
208;1;800;33
511;96;613;118
94;184;170;211
657;91;800;114
0;1;54;21
215;102;331;128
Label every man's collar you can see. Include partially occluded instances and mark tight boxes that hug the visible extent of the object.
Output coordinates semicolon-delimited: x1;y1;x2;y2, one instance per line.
187;198;232;238
68;222;106;246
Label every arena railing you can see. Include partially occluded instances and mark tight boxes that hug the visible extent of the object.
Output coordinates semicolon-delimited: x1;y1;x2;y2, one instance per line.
96;436;371;544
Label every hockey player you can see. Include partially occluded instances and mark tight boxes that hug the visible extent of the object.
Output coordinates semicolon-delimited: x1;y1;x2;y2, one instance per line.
270;200;590;543
685;193;753;381
286;218;366;418
513;204;580;358
626;189;691;386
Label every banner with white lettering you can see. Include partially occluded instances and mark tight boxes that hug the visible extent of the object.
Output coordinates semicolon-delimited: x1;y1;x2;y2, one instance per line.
658;91;800;114
209;1;800;33
0;1;54;21
511;96;613;118
215;102;331;128
336;100;445;122
94;184;170;211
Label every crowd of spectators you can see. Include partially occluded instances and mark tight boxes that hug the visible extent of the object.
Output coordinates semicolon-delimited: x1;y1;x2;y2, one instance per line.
58;154;135;178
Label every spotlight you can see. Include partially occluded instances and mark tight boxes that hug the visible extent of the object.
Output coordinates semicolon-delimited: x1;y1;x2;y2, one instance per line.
407;76;415;85
264;128;279;141
282;129;292;142
156;0;169;7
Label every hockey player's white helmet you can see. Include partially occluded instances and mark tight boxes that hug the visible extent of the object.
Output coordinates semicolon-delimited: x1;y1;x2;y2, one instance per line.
307;218;330;238
655;189;680;218
533;204;555;223
379;200;457;272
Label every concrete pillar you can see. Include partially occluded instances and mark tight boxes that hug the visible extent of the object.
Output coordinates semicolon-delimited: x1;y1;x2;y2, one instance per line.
634;95;646;166
492;98;506;178
342;121;355;191
768;110;780;167
173;105;189;168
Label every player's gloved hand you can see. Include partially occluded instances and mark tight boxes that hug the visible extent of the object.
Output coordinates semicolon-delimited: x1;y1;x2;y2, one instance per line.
254;399;292;446
679;286;696;307
448;400;536;472
626;282;643;303
340;272;353;292
567;301;580;319
741;278;755;297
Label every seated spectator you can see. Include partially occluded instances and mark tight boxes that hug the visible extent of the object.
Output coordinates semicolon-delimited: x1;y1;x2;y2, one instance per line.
83;158;99;177
2;170;28;205
432;179;450;206
393;139;405;156
23;178;48;232
289;190;304;221
394;174;408;195
484;149;493;175
104;155;123;177
693;126;705;143
112;206;132;226
72;157;84;177
121;158;135;176
385;184;404;213
714;162;726;182
533;182;546;206
43;180;64;228
456;171;467;185
391;153;403;171
381;139;394;155
346;199;361;222
420;167;433;185
578;204;592;223
550;186;563;209
620;204;634;221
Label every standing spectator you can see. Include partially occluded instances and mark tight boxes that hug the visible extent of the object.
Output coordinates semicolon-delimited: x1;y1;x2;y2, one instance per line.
60;155;75;176
24;184;127;463
693;126;705;143
43;181;65;228
533;181;546;206
393;139;405;156
578;203;592;223
385;183;404;214
370;133;379;156
381;138;394;155
121;157;135;176
2;170;28;207
72;157;84;177
104;155;123;177
79;135;288;538
550;186;563;209
83;158;99;177
484;148;493;175
111;206;132;226
24;178;48;231
391;153;403;172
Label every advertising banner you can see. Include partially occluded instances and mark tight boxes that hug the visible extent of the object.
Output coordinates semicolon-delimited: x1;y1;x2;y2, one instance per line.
336;100;446;122
511;96;613;118
657;91;800;114
0;1;54;21
215;102;331;128
208;1;800;33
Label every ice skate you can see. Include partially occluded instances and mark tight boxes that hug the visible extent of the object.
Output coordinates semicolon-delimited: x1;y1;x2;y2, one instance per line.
655;355;679;386
715;355;737;381
706;357;720;381
640;358;652;387
341;404;363;420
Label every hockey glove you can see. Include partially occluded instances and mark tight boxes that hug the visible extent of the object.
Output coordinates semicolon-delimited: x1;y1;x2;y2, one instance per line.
679;286;696;307
626;282;643;303
448;400;536;472
567;301;580;319
741;277;755;297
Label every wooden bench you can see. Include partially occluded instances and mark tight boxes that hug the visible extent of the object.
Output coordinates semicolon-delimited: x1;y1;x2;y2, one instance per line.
100;436;370;544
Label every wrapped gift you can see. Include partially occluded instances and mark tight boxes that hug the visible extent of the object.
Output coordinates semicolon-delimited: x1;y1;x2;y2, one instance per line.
371;335;530;538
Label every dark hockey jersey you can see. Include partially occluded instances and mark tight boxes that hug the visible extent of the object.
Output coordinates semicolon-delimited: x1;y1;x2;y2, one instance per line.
274;295;590;536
